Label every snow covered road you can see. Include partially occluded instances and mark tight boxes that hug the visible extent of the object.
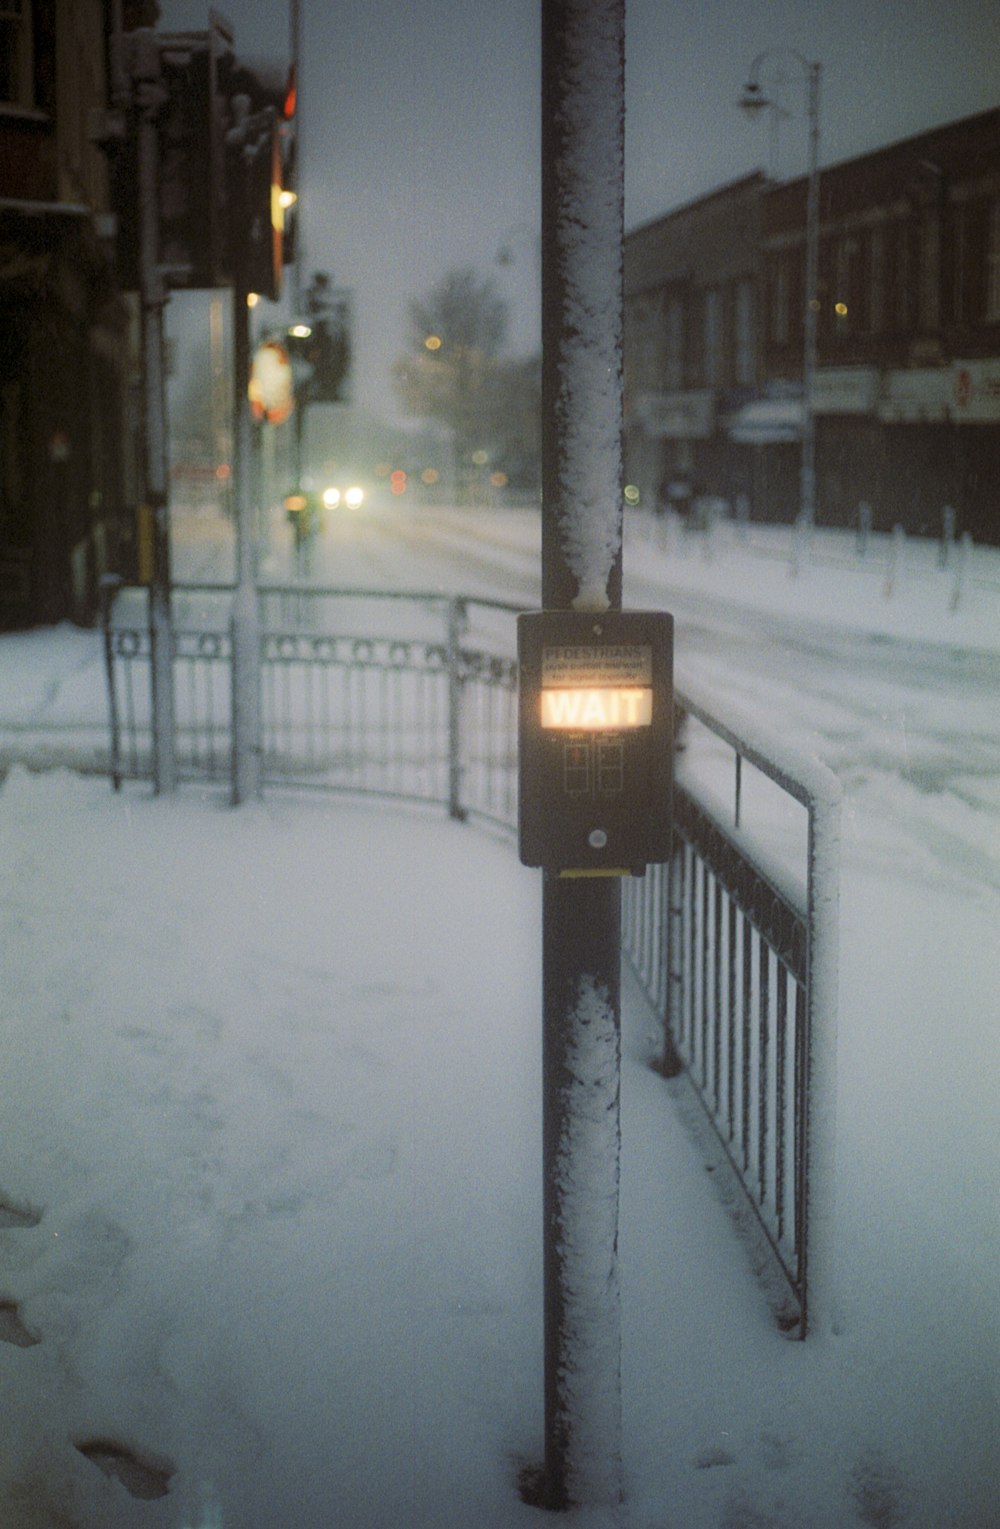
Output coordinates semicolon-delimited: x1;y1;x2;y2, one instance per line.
257;503;1000;891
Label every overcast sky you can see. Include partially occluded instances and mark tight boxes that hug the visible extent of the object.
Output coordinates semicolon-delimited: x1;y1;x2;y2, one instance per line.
159;0;1000;423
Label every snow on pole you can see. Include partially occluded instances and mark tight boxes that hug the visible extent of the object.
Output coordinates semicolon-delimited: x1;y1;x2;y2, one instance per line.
541;883;623;1514
534;0;625;1515
803;760;842;1339
541;0;625;616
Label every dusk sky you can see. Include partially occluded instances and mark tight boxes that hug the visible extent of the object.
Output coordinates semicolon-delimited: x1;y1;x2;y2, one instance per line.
159;0;1000;422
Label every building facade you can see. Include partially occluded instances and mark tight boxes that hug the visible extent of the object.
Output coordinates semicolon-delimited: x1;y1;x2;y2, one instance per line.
625;107;1000;543
0;0;151;628
624;172;765;521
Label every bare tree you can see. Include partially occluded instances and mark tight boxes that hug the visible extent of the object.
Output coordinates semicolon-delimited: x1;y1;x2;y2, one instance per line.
393;267;517;500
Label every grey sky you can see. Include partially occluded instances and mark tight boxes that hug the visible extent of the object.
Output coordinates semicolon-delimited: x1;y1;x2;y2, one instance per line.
159;0;1000;420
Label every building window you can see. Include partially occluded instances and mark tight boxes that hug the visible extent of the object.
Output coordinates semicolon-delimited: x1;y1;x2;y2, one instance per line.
0;0;32;109
884;218;917;332
628;295;659;390
735;278;754;385
834;238;851;335
833;233;868;336
703;288;722;387
664;292;683;390
869;225;886;332
919;209;941;330
951;198;997;326
770;258;790;345
988;200;1000;322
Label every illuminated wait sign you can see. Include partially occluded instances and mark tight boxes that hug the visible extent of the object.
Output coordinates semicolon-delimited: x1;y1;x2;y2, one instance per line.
540;642;653;729
541;687;653;728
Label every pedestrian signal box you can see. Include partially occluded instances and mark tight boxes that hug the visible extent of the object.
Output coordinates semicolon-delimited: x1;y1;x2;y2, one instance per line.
517;609;674;875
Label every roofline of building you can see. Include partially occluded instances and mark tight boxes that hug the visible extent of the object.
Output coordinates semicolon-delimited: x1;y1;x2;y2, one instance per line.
626;171;768;240
776;103;1000;195
625;104;1000;241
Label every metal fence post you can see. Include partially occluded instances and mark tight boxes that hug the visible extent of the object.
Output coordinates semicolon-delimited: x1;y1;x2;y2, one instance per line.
100;574;123;792
661;838;685;1077
132;27;177;794
231;274;262;805
802;780;841;1337
447;596;467;821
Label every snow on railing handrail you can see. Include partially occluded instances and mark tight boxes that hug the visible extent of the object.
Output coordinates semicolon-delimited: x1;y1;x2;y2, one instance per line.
675;669;842;817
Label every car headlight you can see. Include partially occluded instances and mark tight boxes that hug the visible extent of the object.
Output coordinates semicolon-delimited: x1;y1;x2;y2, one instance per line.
322;486;341;509
344;485;365;509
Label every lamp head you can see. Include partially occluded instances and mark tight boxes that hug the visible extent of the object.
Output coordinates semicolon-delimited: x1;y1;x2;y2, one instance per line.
739;80;770;116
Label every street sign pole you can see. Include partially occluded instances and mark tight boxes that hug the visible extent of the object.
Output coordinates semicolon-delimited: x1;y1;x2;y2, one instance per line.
230;273;262;804
534;0;626;1512
131;28;177;794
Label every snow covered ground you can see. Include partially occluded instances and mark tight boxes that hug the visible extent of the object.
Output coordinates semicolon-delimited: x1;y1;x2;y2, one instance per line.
0;510;997;1528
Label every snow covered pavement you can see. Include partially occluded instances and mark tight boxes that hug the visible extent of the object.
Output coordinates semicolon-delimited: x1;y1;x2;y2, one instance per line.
0;512;997;1526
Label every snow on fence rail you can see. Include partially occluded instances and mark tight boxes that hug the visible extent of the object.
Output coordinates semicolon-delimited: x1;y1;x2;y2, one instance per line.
102;582;839;1335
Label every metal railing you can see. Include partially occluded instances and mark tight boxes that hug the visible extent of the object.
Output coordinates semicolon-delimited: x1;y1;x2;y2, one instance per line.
103;583;519;828
623;692;841;1336
102;582;839;1334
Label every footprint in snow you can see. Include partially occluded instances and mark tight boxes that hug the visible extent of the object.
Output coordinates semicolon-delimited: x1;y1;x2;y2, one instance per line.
0;1299;41;1347
694;1443;736;1469
349;1140;398;1181
74;1439;175;1500
0;1195;42;1229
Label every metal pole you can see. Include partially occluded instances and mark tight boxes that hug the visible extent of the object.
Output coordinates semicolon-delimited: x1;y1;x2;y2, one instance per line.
231;278;262;804
803;775;841;1338
100;574;124;793
446;597;467;822
133;28;177;792
740;51;821;532
289;0;303;315
536;0;625;1511
801;61;821;529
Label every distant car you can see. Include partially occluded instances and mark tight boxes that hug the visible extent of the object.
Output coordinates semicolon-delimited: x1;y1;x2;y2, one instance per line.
322;482;367;512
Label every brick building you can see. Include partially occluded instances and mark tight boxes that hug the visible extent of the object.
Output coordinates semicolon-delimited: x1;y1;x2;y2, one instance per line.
0;1;153;628
625;107;1000;543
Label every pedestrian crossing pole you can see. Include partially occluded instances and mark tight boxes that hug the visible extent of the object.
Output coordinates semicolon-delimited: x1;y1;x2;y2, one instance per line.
534;0;626;1512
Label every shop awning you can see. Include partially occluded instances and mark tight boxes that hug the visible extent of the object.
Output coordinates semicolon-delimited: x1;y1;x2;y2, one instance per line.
728;398;803;444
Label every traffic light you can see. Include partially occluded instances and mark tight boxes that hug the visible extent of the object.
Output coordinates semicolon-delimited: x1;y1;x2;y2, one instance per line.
99;23;294;296
155;22;229;287
286;277;353;404
221;55;296;300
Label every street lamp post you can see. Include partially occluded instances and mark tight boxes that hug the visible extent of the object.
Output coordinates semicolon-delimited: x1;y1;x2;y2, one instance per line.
495;222;541;357
740;50;821;529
